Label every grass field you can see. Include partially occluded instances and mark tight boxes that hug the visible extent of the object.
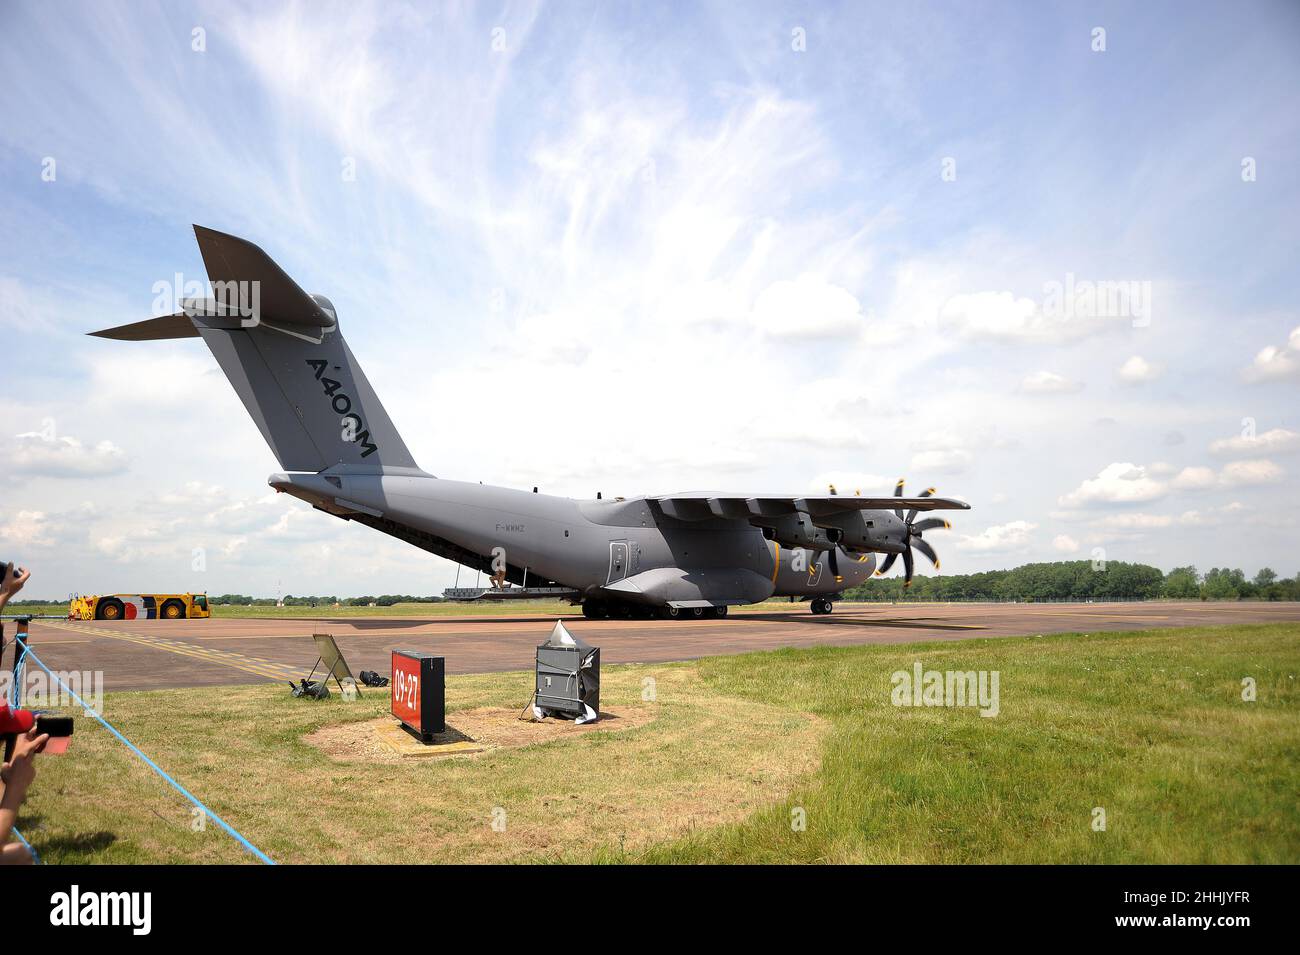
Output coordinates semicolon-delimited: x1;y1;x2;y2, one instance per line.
18;622;1299;864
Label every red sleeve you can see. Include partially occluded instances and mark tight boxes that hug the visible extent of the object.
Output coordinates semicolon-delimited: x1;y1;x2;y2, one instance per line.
0;704;35;735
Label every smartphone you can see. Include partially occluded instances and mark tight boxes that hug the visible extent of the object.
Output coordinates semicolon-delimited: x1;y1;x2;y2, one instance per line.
34;715;73;755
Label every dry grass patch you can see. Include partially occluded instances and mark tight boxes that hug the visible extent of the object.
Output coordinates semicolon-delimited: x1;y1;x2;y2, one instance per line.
24;662;826;864
305;705;659;763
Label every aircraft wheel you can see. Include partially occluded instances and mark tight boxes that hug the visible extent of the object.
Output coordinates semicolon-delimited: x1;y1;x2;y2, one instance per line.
582;600;606;620
663;607;680;619
689;607;705;618
715;605;728;618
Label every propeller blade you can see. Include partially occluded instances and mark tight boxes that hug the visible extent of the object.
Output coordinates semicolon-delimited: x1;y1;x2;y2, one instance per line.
877;552;898;576
905;487;936;524
829;547;841;580
894;478;905;519
912;537;940;569
902;546;915;586
912;517;951;533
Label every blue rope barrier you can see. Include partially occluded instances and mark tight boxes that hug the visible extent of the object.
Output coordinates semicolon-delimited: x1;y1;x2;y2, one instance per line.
10;642;28;707
17;646;275;865
10;825;40;864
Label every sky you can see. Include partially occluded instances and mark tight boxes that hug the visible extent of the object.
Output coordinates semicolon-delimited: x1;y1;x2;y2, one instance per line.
1;0;1298;600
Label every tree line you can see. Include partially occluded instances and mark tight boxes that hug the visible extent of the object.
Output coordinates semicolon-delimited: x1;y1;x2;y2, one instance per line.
842;561;1299;602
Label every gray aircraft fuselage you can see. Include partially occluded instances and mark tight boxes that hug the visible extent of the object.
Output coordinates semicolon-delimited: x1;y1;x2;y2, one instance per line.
270;470;883;608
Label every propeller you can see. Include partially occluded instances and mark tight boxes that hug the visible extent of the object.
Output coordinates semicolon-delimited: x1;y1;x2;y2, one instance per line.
876;478;952;587
826;483;856;581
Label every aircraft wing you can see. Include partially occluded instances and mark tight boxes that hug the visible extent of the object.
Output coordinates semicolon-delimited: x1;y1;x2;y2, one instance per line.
648;493;970;521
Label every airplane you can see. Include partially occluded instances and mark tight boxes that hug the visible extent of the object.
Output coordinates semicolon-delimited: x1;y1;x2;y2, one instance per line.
91;227;970;619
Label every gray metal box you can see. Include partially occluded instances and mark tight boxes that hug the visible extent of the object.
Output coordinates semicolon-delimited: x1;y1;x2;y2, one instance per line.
535;620;600;721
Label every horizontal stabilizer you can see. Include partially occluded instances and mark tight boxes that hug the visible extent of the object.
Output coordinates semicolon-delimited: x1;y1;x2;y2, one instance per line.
88;313;199;341
193;225;333;329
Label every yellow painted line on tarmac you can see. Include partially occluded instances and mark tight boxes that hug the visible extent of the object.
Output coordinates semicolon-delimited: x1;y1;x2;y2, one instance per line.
44;621;306;682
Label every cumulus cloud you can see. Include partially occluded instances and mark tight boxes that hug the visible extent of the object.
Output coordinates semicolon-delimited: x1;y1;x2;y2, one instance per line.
939;283;1142;344
752;274;868;340
748;276;903;345
910;448;973;474
956;520;1037;553
1082;504;1250;537
1116;355;1163;383
1058;462;1167;508
1172;460;1283;490
909;431;975;475
0;510;54;548
1219;458;1283;486
1170;466;1217;490
1243;325;1300;382
1018;370;1083;394
1061;459;1281;508
1096;513;1175;530
10;431;128;478
1052;534;1080;553
1209;427;1300;457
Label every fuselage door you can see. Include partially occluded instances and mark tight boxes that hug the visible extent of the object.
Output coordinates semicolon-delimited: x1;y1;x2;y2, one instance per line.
607;540;629;584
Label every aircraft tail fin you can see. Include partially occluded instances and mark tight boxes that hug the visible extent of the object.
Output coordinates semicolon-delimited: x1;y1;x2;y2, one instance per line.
89;226;422;476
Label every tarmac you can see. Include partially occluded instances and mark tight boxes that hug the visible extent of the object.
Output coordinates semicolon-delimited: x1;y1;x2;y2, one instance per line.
10;601;1300;692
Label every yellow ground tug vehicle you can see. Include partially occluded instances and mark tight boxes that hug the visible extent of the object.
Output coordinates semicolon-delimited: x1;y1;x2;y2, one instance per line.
68;593;211;621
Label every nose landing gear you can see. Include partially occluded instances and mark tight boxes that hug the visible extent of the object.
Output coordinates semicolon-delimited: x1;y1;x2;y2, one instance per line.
810;597;834;615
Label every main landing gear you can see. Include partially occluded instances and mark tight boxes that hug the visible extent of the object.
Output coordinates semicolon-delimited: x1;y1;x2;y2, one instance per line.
582;599;730;620
810;597;834;615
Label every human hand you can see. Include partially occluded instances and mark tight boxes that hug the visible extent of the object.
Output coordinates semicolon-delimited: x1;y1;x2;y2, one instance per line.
1;728;48;805
0;562;30;601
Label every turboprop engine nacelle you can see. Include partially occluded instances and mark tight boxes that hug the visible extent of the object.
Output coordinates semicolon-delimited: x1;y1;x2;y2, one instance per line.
754;513;837;551
811;510;903;553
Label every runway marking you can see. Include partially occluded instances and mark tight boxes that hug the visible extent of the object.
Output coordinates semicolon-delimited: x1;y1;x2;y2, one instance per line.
43;621;307;683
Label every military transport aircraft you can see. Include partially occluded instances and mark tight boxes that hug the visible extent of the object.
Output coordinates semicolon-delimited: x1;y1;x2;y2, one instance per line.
91;227;969;618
